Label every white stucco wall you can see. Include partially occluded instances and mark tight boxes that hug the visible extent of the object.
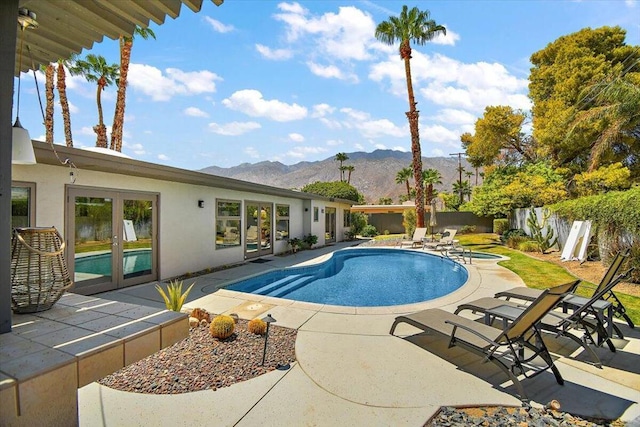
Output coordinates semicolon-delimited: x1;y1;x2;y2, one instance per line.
12;162;343;281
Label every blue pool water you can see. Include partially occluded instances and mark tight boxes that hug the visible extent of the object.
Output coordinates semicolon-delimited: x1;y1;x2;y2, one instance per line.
75;249;152;276
227;248;468;306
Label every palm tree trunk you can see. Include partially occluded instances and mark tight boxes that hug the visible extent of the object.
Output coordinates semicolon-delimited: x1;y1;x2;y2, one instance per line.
57;62;73;147
95;78;108;148
401;41;425;227
44;64;55;144
111;37;132;152
347;169;352;184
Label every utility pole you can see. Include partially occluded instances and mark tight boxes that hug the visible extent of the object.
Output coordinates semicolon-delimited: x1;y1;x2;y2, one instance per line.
450;152;465;205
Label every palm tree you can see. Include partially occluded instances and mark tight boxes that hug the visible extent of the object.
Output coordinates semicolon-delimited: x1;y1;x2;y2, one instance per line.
42;63;55;144
453;180;472;202
465;171;473;184
395;166;413;198
111;26;156;152
375;5;446;227
335;152;348;181
71;54;119;148
422;168;442;205
57;55;76;147
378;197;393;205
345;165;355;184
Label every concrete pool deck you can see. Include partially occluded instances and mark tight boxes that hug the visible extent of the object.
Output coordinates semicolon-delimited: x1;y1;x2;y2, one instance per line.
79;241;640;426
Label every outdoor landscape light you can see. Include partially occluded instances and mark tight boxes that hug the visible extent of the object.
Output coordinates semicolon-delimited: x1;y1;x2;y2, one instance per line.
12;8;38;165
261;314;276;366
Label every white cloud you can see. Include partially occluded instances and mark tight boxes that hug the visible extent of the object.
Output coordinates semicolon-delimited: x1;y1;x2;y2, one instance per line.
255;44;293;60
340;108;407;138
285;145;328;159
289;133;305;142
433;109;477;125
208;121;261;136
354;143;364;150
184;107;209;117
311;103;335;117
319;117;343;129
124;142;146;155
204;17;235;33
157;154;170;161
431;148;444;157
625;0;636;7
431;27;460;46
306;62;358;82
222;89;307;121
128;64;221;101
244;147;260;158
391;146;408;152
326;139;343;146
79;126;94;136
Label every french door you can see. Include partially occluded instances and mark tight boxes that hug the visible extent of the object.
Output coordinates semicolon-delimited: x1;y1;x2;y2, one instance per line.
325;207;336;243
245;201;272;259
66;187;158;295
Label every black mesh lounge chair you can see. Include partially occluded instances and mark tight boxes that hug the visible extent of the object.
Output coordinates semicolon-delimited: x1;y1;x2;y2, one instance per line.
456;271;633;368
389;281;576;400
495;249;634;328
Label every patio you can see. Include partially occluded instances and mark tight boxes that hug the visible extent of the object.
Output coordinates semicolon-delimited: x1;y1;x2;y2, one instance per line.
76;241;640;426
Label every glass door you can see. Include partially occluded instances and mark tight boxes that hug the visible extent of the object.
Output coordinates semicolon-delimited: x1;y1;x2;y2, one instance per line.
325;207;336;243
67;187;157;295
245;202;272;259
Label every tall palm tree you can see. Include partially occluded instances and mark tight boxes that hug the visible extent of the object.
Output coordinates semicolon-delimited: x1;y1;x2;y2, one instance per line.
71;54;119;148
465;171;473;184
375;5;446;227
345;165;355;184
42;63;55;144
395;166;413;198
422;168;442;205
335;152;349;181
453;180;472;202
57;54;76;147
111;26;156;152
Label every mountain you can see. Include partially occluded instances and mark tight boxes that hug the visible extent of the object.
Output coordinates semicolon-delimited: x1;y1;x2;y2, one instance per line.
199;150;476;204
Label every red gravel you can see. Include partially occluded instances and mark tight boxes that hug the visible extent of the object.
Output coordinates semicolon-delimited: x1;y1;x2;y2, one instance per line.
98;319;297;394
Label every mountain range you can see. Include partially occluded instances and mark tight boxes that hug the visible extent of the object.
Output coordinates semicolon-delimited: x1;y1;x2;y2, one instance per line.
199;150;475;204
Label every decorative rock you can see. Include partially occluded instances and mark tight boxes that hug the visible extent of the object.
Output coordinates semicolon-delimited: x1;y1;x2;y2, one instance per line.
229;313;239;323
199;319;208;327
189;317;199;328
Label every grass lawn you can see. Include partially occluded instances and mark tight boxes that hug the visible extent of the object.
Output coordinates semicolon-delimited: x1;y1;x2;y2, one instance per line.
456;233;639;326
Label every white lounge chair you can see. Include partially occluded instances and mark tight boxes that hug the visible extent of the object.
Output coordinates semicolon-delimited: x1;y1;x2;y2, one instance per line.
423;228;457;250
397;227;428;248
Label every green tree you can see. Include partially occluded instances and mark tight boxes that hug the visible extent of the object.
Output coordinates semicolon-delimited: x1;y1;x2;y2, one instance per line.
111;26;156;152
452;180;472;202
344;165;355;184
573;163;632;196
422;168;442;204
375;5;446;228
395;166;413;199
529;26;640;173
71;54;119;148
301;181;364;203
378;197;393;205
335;152;349;181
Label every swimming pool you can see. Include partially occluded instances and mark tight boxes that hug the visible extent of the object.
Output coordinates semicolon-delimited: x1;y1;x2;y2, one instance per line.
226;248;468;307
75;249;152;276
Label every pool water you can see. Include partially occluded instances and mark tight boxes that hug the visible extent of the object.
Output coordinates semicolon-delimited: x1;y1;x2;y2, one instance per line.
75;249;152;276
227;248;468;307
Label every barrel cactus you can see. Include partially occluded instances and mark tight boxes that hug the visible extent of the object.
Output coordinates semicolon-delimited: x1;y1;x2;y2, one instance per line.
248;318;267;335
210;315;235;339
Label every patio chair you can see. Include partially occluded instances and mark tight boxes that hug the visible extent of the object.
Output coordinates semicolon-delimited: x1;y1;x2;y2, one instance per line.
422;228;458;250
455;271;633;368
396;227;428;248
495;249;634;328
390;281;576;399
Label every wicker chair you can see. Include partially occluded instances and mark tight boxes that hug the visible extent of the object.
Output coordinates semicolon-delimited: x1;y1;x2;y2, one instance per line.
11;227;73;313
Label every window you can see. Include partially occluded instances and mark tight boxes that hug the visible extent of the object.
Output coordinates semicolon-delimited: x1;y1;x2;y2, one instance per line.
11;182;35;228
275;204;289;241
216;200;241;249
313;207;319;222
343;210;351;227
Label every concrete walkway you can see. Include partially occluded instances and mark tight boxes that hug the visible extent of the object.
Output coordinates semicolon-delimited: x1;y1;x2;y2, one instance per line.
79;242;640;426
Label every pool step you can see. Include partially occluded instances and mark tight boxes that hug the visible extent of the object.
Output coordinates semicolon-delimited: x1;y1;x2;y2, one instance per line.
252;274;302;295
267;275;315;298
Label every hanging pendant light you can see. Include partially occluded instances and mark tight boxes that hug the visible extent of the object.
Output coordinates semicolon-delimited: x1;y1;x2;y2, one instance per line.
12;8;38;165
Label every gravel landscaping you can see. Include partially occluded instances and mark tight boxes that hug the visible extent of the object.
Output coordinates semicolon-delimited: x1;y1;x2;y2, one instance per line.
99;318;297;394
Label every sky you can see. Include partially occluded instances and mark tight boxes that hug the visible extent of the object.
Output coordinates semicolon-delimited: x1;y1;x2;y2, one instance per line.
14;0;640;171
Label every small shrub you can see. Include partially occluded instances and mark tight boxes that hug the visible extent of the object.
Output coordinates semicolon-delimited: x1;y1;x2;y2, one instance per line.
288;237;302;252
248;318;267;335
155;280;195;312
361;224;378;237
493;218;509;235
210;315;235;339
518;240;540;252
303;233;318;247
383;229;390;235
459;225;476;234
344;230;357;241
501;228;527;244
507;235;530;249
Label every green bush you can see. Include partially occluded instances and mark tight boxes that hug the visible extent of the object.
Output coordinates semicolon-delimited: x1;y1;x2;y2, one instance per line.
361;225;378;237
507;235;530;249
518;240;540;252
459;225;476;234
301;181;364;203
402;208;416;238
303;234;318;247
493;218;509;235
501;228;527;244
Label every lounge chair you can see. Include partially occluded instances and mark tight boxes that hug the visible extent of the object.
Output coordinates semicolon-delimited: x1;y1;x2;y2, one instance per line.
495;249;634;328
396;227;428;248
422;228;457;250
455;272;633;368
390;281;576;399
